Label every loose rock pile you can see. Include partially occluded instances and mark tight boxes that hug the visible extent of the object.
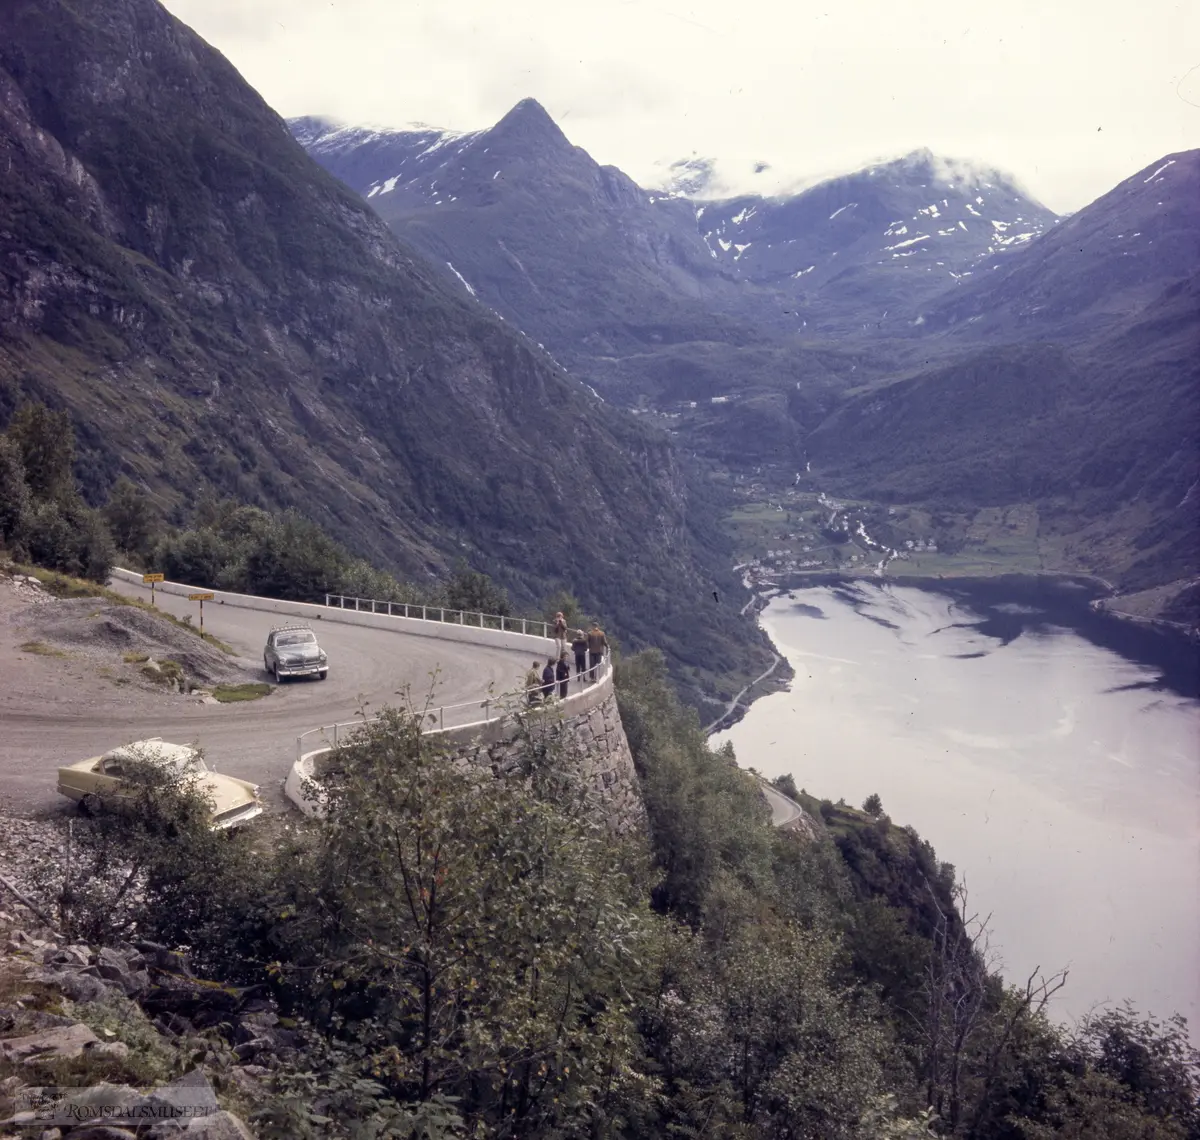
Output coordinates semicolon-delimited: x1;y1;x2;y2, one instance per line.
0;817;68;912
16;600;248;690
0;912;266;1138
4;574;53;608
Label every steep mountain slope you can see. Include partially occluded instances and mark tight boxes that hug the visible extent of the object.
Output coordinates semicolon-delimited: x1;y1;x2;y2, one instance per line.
0;0;772;710
691;150;1059;334
926;150;1199;337
294;102;762;365
806;157;1199;607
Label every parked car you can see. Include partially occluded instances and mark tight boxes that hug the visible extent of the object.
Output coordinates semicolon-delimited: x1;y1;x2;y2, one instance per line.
57;738;263;830
263;625;328;682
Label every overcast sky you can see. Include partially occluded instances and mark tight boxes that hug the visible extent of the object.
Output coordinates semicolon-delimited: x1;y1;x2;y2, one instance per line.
163;0;1199;213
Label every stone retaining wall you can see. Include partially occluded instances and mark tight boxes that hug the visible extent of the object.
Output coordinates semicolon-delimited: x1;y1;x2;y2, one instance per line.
288;687;644;834
450;691;645;835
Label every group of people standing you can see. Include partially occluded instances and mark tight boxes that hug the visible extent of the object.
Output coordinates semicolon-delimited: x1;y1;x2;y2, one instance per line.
525;614;608;704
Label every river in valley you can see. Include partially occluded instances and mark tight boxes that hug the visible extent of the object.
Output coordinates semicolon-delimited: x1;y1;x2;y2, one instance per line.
712;577;1200;1032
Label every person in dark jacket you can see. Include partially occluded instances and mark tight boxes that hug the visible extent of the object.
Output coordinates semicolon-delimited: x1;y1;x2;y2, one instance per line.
552;611;568;658
555;653;571;699
541;659;556;702
586;621;608;682
571;629;588;679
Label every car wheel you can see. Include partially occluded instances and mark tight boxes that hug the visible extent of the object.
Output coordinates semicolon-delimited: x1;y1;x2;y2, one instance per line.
318;669;328;681
80;793;101;817
274;663;283;684
264;657;270;676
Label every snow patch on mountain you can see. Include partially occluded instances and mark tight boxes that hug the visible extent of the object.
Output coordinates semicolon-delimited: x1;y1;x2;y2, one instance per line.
446;262;477;297
885;235;931;251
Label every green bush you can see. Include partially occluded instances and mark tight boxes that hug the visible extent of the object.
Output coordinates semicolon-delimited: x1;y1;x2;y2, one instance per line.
103;475;161;561
615;648;773;922
0;434;31;549
23;499;114;582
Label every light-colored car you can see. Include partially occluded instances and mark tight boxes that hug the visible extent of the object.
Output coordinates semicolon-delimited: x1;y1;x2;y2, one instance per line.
57;738;264;830
263;625;328;682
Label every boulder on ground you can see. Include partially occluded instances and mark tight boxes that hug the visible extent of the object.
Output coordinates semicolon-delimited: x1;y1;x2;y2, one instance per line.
0;1020;99;1062
182;1110;255;1138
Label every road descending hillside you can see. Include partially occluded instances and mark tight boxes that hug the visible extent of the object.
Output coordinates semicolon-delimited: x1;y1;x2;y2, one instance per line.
1;579;535;814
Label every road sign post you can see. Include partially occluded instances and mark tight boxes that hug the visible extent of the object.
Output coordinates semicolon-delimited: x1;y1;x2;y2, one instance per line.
188;592;214;632
142;572;164;605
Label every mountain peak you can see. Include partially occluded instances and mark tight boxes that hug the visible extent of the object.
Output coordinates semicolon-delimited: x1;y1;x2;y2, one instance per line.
489;97;571;152
873;149;1031;199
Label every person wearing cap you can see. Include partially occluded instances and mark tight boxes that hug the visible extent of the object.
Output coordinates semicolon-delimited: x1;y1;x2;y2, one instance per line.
525;661;543;706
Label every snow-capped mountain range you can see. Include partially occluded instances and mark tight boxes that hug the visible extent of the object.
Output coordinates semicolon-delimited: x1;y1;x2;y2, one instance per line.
293;103;1059;341
694;149;1057;281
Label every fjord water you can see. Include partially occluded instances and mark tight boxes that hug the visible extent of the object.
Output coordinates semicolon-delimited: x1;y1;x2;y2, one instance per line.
714;579;1200;1031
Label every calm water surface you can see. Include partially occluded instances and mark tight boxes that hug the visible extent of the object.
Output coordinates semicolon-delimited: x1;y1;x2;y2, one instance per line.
713;579;1200;1030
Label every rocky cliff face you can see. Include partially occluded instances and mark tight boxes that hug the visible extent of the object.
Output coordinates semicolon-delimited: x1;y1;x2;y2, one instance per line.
0;0;772;708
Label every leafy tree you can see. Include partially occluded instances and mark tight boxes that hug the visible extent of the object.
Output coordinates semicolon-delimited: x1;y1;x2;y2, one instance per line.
103;476;161;561
76;505;117;582
270;707;654;1135
772;771;801;801
1075;1005;1200;1133
864;793;884;818
444;562;510;616
21;499;113;581
641;892;888;1138
616;649;773;922
6;402;76;503
155;526;234;588
240;511;348;601
0;434;31;549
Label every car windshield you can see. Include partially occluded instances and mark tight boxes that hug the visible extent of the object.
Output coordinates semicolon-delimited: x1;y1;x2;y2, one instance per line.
104;744;206;774
276;631;316;647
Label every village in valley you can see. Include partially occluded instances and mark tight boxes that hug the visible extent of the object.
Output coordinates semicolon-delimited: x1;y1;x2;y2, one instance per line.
715;466;1046;594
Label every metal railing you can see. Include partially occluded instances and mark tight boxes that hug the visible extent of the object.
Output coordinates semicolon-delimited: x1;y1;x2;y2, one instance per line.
295;654;612;761
323;593;554;638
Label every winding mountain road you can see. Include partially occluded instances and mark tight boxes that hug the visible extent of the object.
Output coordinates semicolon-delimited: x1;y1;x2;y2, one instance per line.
3;577;811;834
1;579;535;815
758;778;806;829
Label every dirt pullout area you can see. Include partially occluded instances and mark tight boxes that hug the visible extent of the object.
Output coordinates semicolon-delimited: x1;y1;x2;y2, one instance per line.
0;574;261;723
7;587;259;695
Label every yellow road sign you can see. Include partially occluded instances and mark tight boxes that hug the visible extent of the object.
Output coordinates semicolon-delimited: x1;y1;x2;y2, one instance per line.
188;592;215;602
143;573;164;583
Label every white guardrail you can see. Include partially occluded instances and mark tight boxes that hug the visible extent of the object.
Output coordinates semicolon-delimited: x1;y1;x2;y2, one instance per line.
323;593;552;639
109;569;560;655
295;654;613;760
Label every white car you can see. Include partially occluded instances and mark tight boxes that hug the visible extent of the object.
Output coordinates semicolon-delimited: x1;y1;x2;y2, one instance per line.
57;738;264;830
